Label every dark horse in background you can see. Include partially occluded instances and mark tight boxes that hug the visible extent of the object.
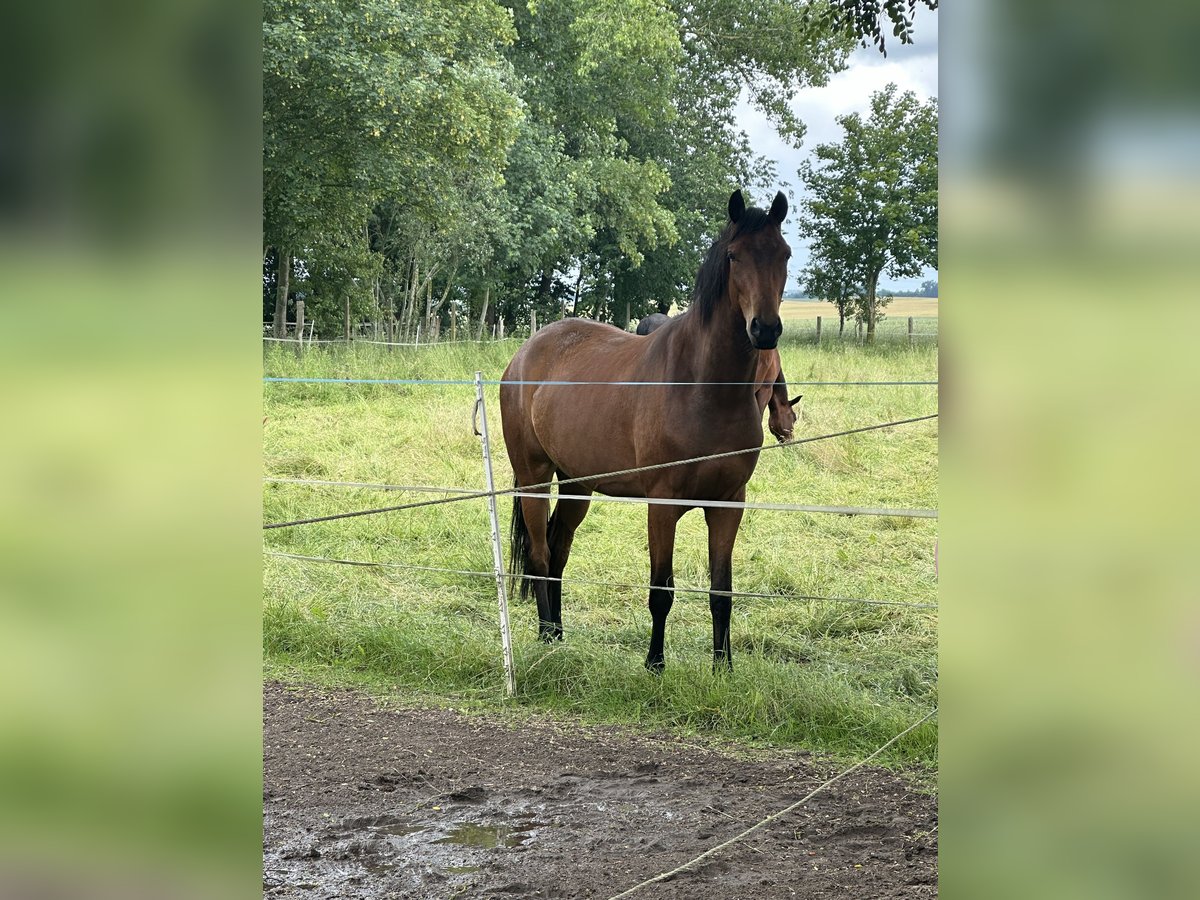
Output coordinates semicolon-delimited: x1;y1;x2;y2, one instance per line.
635;312;670;335
501;190;790;672
636;313;802;442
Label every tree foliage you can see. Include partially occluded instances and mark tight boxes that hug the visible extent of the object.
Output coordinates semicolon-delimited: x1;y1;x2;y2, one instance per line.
828;1;938;56
797;83;937;339
263;1;931;338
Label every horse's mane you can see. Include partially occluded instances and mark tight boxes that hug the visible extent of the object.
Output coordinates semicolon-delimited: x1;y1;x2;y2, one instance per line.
691;206;773;322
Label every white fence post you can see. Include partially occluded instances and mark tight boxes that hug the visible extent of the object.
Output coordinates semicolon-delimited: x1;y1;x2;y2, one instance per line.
474;371;516;697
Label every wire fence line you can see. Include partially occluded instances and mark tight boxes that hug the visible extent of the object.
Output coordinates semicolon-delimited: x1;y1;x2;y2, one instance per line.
264;551;937;610
262;413;938;530
264;376;938;387
263;477;938;520
605;707;938;900
264;336;521;347
263;331;937;345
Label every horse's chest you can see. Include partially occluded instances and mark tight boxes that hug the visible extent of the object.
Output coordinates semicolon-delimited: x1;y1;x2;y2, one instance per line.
645;401;762;492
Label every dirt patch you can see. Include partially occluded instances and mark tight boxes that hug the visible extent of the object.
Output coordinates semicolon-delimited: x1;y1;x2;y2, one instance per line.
264;682;936;899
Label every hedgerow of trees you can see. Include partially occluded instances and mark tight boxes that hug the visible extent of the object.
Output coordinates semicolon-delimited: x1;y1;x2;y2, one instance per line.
263;1;935;339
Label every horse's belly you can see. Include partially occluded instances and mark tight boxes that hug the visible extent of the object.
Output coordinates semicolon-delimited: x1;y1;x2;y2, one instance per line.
532;401;761;501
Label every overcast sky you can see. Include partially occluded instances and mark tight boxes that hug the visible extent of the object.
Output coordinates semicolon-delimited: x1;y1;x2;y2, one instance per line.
738;8;939;292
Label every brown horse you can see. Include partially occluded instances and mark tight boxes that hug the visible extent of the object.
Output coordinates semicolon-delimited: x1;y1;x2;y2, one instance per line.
756;351;803;442
639;314;801;441
500;190;790;672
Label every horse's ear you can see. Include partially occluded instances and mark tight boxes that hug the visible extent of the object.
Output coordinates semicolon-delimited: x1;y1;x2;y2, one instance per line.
769;191;788;223
788;394;803;407
728;190;745;223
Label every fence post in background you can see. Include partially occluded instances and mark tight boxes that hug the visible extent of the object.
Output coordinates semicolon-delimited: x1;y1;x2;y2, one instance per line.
451;308;457;342
416;324;422;345
530;308;537;336
294;301;305;355
474;371;516;698
908;316;914;347
816;315;821;344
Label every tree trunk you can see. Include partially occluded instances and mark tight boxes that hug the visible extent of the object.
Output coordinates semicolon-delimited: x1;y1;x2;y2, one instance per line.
272;250;290;338
838;303;846;335
865;273;879;344
405;258;419;340
429;262;461;341
571;268;583;317
536;269;553;304
425;279;433;340
477;286;490;341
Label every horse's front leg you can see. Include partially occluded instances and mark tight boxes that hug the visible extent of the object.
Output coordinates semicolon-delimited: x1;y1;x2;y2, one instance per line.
705;503;744;672
645;504;682;672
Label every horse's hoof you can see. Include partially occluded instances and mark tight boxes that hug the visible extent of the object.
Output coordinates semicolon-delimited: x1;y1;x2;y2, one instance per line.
644;657;665;674
712;656;733;675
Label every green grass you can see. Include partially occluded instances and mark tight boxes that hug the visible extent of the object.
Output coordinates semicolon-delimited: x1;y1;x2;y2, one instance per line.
263;334;938;768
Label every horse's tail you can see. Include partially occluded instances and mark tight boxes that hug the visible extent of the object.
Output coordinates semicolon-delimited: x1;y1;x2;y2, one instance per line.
509;482;534;601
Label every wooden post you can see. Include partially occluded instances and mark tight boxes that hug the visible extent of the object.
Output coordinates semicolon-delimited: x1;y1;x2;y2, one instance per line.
530;308;537;336
816;315;821;344
451;308;457;342
294;300;305;354
908;316;914;347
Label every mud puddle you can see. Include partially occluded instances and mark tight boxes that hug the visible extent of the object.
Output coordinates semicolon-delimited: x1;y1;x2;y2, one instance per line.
265;797;547;897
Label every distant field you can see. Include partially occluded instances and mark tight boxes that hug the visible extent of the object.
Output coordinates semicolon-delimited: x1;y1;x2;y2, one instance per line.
782;298;939;321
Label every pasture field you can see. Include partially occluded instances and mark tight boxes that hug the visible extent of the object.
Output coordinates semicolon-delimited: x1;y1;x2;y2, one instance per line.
262;330;938;767
780;297;939;322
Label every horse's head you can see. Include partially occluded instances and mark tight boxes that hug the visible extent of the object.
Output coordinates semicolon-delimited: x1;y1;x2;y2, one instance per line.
725;190;790;350
768;394;803;442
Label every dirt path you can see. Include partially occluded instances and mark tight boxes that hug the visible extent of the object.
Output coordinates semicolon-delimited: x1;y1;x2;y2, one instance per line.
263;682;937;899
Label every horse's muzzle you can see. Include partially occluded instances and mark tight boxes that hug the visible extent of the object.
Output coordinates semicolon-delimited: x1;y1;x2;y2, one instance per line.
749;316;782;349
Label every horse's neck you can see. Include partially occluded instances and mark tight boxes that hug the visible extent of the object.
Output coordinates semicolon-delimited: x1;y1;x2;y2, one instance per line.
677;299;759;391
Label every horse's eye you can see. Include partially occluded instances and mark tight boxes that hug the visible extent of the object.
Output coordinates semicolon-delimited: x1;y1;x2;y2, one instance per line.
726;251;736;263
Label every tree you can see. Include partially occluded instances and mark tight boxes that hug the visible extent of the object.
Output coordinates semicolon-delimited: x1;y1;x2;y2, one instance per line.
828;1;939;56
797;83;937;341
263;0;521;335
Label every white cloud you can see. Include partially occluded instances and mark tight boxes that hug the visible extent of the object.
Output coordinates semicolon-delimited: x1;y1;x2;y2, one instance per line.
736;11;939;291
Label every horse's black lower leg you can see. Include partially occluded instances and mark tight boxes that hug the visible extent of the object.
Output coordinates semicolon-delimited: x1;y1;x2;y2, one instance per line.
645;505;680;672
646;576;675;672
710;593;733;672
705;505;743;673
546;494;591;642
517;493;557;642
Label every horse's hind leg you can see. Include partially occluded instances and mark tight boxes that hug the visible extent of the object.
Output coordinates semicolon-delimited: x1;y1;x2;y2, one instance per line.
517;488;557;641
705;503;745;672
510;450;558;642
546;488;592;640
